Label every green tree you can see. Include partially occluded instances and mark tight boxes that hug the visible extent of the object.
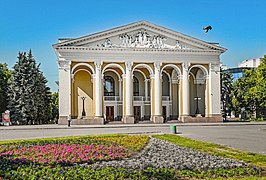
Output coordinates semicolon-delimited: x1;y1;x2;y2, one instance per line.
220;68;233;120
232;69;257;119
50;92;59;123
252;55;266;118
8;51;51;124
0;63;12;114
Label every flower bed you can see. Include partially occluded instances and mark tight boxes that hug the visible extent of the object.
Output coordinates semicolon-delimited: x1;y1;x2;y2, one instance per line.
0;134;265;179
1;144;130;165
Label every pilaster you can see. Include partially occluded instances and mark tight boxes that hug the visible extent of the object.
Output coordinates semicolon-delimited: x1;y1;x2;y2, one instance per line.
209;62;222;119
58;59;71;123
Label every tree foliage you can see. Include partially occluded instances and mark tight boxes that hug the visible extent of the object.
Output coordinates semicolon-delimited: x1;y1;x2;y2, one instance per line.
220;68;233;120
232;55;266;119
50;92;59;123
0;63;12;114
8;50;51;124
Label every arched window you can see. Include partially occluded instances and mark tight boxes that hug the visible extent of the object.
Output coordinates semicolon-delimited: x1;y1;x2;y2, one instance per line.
104;76;115;96
133;76;139;96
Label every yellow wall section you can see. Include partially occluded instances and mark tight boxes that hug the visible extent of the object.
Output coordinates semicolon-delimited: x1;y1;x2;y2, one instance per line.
150;78;154;116
123;78;126;116
179;79;183;115
72;71;93;118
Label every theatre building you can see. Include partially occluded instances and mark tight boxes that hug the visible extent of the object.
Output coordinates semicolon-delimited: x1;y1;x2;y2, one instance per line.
53;21;226;125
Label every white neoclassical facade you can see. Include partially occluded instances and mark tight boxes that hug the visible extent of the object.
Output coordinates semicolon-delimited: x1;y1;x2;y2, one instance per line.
53;21;226;125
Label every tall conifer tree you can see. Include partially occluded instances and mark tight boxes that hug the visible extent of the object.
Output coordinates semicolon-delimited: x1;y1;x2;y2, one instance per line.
8;51;51;124
0;63;11;114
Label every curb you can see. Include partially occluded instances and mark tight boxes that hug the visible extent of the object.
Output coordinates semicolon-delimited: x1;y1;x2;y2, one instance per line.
0;122;266;130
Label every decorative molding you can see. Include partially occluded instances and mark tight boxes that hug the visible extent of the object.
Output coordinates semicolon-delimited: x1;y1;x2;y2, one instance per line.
182;62;191;71
58;60;71;70
210;63;220;72
94;61;102;71
172;79;179;84
125;62;133;71
97;30;192;50
154;62;162;70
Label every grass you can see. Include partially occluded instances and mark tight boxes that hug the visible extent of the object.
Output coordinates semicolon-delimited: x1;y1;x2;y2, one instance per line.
153;134;266;168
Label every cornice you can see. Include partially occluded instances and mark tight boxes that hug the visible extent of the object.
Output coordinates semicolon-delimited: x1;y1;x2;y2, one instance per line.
55;46;223;54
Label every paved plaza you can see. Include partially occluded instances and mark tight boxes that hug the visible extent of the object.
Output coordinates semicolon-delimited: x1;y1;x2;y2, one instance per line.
0;122;265;155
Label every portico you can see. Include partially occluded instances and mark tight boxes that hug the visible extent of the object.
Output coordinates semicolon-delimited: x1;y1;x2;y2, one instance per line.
53;21;226;125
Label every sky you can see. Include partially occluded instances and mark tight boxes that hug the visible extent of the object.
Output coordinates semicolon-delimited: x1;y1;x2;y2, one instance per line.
0;0;266;92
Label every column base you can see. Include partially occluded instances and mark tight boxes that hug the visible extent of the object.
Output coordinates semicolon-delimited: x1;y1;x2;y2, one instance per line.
58;116;104;125
58;116;68;125
93;117;105;124
179;115;222;123
151;115;164;123
195;114;202;117
122;116;135;124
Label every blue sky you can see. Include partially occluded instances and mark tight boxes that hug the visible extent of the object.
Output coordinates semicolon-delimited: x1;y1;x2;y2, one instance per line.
0;0;265;92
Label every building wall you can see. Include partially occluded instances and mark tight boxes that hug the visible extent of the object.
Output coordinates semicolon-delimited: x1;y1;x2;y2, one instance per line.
238;58;261;68
72;71;94;118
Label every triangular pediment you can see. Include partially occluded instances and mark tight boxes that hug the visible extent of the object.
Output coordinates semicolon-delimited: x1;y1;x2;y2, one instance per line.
53;21;226;52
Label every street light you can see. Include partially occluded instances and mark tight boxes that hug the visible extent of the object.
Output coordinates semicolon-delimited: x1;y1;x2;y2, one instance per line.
194;96;202;117
81;97;86;119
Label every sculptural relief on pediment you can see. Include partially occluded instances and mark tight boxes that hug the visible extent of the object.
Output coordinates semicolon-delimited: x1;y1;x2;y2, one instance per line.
90;29;195;50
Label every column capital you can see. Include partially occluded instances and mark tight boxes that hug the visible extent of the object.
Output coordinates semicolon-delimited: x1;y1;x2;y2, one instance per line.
204;75;209;80
125;62;133;71
182;62;191;71
58;59;71;70
172;79;179;84
94;61;103;70
209;62;220;72
154;62;162;70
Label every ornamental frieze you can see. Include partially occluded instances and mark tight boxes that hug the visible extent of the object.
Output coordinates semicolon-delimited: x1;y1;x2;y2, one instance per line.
96;30;191;50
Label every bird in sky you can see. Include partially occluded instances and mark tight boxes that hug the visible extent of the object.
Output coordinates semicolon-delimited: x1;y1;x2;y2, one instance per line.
203;26;212;33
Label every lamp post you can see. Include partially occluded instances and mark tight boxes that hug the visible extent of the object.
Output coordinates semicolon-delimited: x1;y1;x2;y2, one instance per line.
194;96;201;117
81;97;86;118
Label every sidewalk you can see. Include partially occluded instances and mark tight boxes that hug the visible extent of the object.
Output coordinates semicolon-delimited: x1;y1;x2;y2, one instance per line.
1;121;266;130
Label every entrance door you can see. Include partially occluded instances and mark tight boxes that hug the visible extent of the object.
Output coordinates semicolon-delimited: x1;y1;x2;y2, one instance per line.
106;106;114;121
163;106;167;121
134;106;141;122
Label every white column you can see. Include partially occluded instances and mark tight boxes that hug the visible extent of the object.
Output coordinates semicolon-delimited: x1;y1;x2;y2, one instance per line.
154;62;162;116
209;63;221;116
182;62;190;116
145;79;149;101
94;61;103;117
114;105;117;118
125;62;133;116
169;79;172;100
141;105;144;119
119;79;122;100
58;59;71;121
